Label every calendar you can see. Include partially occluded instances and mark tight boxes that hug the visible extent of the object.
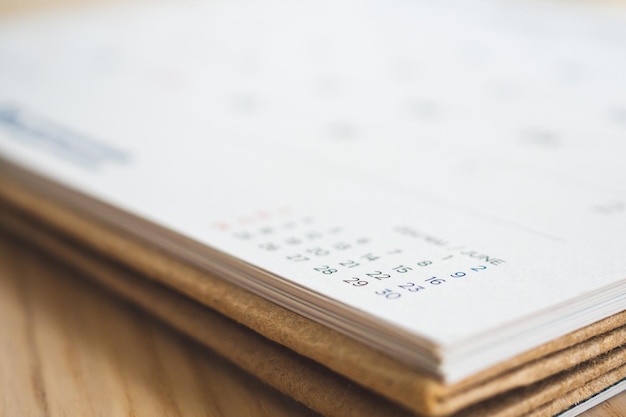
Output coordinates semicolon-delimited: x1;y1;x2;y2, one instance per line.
0;0;625;382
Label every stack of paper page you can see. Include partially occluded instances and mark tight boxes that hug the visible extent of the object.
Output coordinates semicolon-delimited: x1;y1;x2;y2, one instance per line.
0;0;624;416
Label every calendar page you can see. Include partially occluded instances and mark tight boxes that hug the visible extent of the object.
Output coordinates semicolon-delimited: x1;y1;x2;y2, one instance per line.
0;0;625;381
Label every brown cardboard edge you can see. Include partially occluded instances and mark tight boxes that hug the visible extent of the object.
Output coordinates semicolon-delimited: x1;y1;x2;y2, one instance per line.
456;351;626;417
442;326;626;413
525;368;626;417
0;166;625;415
1;201;625;417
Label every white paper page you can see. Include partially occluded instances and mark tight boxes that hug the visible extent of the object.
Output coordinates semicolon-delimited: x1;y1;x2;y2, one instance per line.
0;0;625;380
